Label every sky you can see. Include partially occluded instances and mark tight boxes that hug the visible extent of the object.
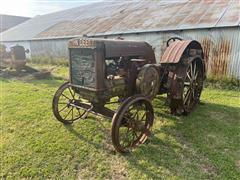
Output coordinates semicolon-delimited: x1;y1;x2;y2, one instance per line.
0;0;102;17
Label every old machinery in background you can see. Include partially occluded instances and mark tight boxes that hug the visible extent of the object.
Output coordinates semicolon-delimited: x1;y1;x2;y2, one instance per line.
0;44;30;72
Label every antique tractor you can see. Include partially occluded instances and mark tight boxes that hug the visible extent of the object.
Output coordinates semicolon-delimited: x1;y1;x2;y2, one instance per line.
0;45;29;72
52;37;205;153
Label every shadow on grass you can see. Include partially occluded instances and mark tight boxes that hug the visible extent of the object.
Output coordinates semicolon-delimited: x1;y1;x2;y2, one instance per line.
48;89;239;178
122;102;240;178
63;119;115;153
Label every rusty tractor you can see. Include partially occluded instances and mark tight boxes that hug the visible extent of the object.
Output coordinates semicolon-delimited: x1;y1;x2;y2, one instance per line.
0;44;52;78
0;44;30;72
52;37;206;153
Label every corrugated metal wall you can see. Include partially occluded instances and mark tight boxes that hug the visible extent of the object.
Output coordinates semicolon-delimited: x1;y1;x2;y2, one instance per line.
5;26;238;78
30;38;69;58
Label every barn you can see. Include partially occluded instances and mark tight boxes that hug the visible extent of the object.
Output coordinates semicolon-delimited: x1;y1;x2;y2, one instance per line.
0;0;239;78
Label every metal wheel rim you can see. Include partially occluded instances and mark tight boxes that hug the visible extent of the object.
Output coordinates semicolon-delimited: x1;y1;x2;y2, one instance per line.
112;96;154;153
53;82;86;124
183;60;203;112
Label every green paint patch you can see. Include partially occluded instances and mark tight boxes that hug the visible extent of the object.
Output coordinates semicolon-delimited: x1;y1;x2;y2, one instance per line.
1;65;240;179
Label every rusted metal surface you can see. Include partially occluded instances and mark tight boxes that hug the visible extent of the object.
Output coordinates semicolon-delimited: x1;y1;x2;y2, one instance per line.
0;45;27;71
201;38;211;71
111;95;154;153
211;40;231;77
161;40;191;63
161;40;203;63
168;57;204;114
69;38;156;63
52;37;205;152
181;27;239;78
11;45;26;60
1;0;239;41
63;37;205;112
68;38;156;93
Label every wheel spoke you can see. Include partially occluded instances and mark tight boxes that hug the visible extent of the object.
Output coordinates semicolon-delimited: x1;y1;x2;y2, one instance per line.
193;61;196;78
132;130;138;139
183;86;188;96
71;107;74;120
77;108;82;117
121;128;133;148
131;108;139;120
64;107;72;120
59;105;68;112
61;93;71;100
184;89;191;104
139;112;146;122
190;63;193;79
136;110;139;121
194;69;199;80
123;127;132;142
128;106;135;112
187;70;191;80
68;87;75;98
58;102;68;105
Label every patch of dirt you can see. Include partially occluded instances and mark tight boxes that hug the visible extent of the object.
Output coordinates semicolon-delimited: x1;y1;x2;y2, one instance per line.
108;155;128;180
77;154;128;180
0;67;51;80
201;163;218;178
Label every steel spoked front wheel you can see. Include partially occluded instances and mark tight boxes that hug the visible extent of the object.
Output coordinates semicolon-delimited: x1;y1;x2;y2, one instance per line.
52;82;86;124
111;95;154;153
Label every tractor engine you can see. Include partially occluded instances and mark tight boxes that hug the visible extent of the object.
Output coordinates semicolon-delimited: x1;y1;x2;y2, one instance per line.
104;56;161;100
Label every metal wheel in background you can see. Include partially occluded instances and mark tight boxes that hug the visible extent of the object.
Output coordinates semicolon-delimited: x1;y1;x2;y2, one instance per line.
52;82;87;124
111;95;154;153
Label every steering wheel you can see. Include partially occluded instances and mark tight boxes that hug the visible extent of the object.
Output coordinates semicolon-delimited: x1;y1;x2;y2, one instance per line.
166;37;183;47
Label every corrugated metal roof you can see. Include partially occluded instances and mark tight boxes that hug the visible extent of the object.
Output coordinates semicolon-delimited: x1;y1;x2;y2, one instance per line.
1;0;239;41
0;14;30;33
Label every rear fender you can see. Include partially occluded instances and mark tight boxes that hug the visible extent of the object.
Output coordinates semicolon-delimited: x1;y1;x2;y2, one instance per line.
161;40;204;62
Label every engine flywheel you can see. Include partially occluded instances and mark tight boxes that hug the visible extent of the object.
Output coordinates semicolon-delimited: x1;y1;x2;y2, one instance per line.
136;64;160;99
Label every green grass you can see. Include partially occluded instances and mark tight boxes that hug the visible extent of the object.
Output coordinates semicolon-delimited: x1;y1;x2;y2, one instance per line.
1;65;240;179
205;76;240;91
27;57;68;66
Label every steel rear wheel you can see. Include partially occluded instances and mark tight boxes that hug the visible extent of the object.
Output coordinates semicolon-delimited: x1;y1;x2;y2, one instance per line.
111;95;154;153
169;58;204;115
52;82;86;124
183;59;204;113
